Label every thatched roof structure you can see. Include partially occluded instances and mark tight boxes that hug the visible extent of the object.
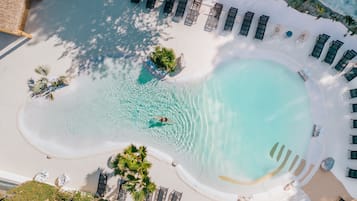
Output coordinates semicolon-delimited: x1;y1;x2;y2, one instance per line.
0;0;31;38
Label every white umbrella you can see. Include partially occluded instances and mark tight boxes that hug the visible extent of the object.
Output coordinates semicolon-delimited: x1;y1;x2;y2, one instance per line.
56;174;70;187
33;170;49;183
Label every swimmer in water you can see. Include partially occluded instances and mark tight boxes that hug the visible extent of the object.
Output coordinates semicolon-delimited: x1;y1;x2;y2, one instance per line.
154;116;172;124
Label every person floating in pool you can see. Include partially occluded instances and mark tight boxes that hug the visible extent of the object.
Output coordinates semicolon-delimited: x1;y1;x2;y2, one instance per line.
149;116;172;128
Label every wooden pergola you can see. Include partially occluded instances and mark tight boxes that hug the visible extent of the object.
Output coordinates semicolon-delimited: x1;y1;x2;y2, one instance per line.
0;0;32;38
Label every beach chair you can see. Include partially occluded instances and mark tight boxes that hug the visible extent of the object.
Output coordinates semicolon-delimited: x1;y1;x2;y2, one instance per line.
334;49;357;72
349;150;357;159
352;120;357;128
163;0;175;14
352;135;357;144
254;15;270;40
223;7;238;31
95;172;108;198
344;67;357;82
131;0;140;3
204;3;223;32
145;192;153;201
168;190;182;201
174;0;188;18
117;179;127;201
184;0;202;26
347;168;357;179
352;104;357;113
146;0;156;9
310;34;330;59
239;11;254;36
350;89;357;98
154;187;168;201
323;40;344;65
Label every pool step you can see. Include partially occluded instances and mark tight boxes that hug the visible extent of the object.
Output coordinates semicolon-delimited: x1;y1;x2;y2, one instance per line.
269;142;315;183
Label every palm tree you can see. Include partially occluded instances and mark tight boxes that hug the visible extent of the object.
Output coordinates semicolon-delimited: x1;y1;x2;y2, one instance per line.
112;145;156;201
315;4;325;19
344;15;355;26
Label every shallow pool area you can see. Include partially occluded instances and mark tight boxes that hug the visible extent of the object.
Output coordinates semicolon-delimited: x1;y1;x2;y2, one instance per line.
20;59;312;193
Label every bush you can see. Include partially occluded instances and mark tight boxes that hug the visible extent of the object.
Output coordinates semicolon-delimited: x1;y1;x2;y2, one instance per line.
150;46;176;72
4;181;97;201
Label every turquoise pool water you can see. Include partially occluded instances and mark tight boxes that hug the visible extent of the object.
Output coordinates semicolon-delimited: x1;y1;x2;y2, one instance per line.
320;0;357;19
21;59;312;193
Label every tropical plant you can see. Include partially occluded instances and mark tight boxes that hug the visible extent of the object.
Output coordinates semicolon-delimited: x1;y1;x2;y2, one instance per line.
112;145;156;201
34;65;50;76
315;4;325;19
150;46;176;72
344;15;355;26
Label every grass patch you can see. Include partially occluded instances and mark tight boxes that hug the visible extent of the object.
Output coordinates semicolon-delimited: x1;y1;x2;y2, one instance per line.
3;181;97;201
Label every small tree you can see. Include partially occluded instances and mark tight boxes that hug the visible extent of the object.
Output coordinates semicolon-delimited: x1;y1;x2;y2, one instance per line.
150;46;176;72
112;145;156;201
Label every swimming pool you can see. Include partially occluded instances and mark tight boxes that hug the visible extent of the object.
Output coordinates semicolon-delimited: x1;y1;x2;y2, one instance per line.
20;59;312;193
319;0;357;19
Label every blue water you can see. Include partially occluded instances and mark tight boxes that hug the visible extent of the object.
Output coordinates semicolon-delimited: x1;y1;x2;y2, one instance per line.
21;59;312;193
320;0;357;19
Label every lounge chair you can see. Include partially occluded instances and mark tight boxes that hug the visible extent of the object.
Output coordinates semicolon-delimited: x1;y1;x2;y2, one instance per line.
350;89;357;98
344;67;357;82
352;135;357;144
95;172;108;198
310;34;330;59
146;0;156;9
163;0;175;14
154;187;168;201
347;168;357;179
352;119;357;128
168;190;182;201
323;40;344;65
184;0;202;26
204;3;223;32
145;193;153;201
334;49;357;72
349;150;357;159
239;11;254;36
174;0;188;18
223;7;238;31
352;104;357;113
254;15;270;40
131;0;140;3
117;179;127;201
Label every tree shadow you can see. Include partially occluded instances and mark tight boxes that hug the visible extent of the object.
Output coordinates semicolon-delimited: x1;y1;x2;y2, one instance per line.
26;0;168;79
0;33;18;50
137;64;156;84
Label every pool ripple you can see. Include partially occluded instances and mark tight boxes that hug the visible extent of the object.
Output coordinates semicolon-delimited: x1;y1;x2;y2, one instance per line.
20;59;312;193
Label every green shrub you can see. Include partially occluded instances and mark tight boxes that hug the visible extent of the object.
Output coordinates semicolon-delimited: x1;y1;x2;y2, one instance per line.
150;46;176;72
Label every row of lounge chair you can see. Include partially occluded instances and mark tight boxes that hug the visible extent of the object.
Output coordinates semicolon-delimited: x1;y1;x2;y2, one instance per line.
310;34;357;81
131;0;271;40
95;173;181;201
146;186;182;201
347;85;357;178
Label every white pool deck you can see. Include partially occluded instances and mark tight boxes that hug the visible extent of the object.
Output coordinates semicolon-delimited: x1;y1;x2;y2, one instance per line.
0;0;357;200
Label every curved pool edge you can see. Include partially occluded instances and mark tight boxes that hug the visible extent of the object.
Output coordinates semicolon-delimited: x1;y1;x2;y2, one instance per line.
16;48;322;200
17;103;299;201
